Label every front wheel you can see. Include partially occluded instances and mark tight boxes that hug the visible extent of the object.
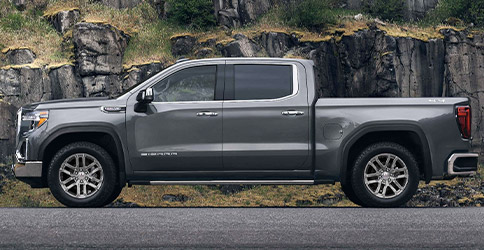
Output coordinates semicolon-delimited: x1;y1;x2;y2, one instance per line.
350;142;419;208
48;142;120;207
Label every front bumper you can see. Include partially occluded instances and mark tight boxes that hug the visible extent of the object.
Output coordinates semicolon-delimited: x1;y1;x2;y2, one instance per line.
447;153;479;176
12;161;43;178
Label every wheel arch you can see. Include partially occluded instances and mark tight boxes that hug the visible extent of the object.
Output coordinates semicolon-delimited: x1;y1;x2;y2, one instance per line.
339;121;432;185
38;124;126;188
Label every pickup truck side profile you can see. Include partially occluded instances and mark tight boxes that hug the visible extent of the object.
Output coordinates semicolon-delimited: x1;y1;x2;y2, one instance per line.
13;58;478;207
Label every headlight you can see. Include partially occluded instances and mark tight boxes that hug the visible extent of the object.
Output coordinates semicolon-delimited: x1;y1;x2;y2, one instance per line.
22;110;49;130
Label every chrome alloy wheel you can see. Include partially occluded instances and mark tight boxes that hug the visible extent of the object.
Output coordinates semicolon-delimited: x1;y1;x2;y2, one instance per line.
364;153;409;199
58;153;104;199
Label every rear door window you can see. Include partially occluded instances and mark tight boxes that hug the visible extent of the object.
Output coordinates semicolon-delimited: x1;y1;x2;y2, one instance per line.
233;65;293;100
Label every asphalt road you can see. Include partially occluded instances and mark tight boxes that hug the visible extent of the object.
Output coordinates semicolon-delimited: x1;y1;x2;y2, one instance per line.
1;208;483;249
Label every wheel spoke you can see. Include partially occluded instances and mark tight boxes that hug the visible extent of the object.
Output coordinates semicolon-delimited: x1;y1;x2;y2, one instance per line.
89;167;101;175
365;173;380;178
61;177;74;185
90;176;101;183
76;182;80;197
65;183;76;190
83;183;87;196
384;155;391;168
374;181;382;194
375;157;385;168
388;183;398;194
87;183;98;189
382;183;389;198
393;180;404;189
390;157;398;170
368;162;379;172
75;155;80;168
60;169;73;176
395;174;407;179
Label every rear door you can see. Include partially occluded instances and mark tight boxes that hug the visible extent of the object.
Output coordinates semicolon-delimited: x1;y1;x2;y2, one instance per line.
222;62;311;177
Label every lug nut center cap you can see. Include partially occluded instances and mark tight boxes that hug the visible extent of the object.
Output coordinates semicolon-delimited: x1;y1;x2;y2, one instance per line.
382;172;391;180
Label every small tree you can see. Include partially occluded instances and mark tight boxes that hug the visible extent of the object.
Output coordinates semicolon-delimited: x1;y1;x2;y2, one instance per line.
281;0;337;31
428;0;484;27
166;0;216;30
363;0;405;21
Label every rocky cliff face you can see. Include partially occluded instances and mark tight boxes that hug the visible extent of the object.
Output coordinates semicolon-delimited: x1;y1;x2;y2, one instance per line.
0;1;483;164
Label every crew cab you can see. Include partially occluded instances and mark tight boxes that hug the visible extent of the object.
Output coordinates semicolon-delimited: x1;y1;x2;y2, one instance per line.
13;58;479;207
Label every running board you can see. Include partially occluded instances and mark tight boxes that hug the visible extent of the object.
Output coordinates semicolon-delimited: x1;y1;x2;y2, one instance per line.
148;180;315;185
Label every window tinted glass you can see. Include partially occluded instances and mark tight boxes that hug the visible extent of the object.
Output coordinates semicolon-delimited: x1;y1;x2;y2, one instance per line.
153;66;216;102
234;65;293;100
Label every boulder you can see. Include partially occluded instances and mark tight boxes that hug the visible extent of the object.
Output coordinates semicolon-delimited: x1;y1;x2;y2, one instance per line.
219;34;260;57
0;100;17;164
170;34;197;57
73;22;129;76
49;65;83;100
214;0;271;28
218;8;240;29
3;48;36;65
98;0;142;9
45;9;80;34
82;75;121;97
237;0;271;24
122;62;164;90
194;47;214;58
259;32;296;57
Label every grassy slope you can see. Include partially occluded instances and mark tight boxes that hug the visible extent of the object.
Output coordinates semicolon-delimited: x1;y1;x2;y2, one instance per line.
1;165;482;207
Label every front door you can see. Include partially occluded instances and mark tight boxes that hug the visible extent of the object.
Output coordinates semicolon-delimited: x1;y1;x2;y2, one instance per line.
126;65;224;173
222;63;311;177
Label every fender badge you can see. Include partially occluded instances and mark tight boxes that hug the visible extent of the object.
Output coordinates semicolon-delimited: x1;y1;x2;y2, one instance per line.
100;106;126;113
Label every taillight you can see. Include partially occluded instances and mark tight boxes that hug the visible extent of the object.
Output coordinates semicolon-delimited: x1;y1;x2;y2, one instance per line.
456;105;471;139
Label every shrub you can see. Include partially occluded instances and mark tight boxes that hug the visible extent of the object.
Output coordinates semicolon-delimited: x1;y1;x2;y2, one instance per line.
166;0;216;30
0;13;27;31
362;0;405;21
281;0;338;30
427;0;484;27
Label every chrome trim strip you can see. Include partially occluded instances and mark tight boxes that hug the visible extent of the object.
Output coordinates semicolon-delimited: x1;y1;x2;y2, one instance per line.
447;153;478;176
149;63;300;104
149;180;314;185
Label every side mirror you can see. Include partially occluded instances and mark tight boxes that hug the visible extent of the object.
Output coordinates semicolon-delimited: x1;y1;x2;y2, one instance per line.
136;87;154;104
135;87;154;113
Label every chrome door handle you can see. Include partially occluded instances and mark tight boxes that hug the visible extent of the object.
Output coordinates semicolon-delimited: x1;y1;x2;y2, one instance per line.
197;112;218;117
282;110;304;116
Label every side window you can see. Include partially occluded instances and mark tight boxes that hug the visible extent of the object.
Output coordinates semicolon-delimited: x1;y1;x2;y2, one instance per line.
233;65;293;100
153;66;217;102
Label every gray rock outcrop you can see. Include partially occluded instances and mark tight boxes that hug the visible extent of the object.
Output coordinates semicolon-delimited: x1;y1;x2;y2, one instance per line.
171;35;198;57
3;48;36;65
122;62;164;90
0;100;17;164
49;65;83;100
259;32;296;57
45;9;81;34
214;0;271;28
219;34;260;57
98;0;142;9
73;22;129;76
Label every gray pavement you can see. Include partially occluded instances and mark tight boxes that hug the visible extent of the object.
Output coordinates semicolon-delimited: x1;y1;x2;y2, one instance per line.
0;207;483;249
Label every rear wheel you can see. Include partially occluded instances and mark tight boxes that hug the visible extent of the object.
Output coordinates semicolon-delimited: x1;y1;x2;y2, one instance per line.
350;142;419;208
48;142;120;207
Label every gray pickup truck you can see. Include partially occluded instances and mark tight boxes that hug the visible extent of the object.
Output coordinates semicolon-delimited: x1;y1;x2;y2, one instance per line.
13;58;478;207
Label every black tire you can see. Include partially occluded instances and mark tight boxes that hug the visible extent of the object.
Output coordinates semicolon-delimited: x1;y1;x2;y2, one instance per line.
48;142;120;208
350;142;419;208
341;181;363;206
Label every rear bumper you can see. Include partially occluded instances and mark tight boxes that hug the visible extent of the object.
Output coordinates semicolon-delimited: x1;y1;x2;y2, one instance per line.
447;153;479;176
